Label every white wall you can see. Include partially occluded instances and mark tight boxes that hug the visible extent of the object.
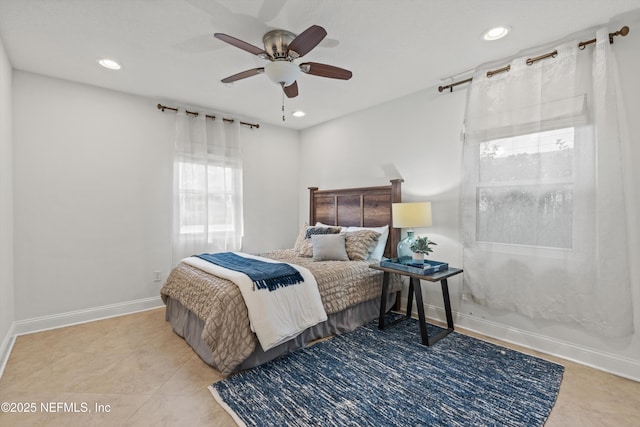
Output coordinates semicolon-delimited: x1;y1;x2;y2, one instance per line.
0;33;15;369
12;71;300;322
299;19;640;380
298;86;467;264
242;124;300;253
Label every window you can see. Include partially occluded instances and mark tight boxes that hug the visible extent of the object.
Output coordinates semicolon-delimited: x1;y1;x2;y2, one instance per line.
176;159;241;237
475;127;575;249
172;112;243;264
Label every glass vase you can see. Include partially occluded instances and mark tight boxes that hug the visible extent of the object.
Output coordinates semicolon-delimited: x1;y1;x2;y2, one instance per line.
397;230;416;262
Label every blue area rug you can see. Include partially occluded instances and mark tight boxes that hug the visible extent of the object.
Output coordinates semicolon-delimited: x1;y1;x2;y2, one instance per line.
210;316;564;426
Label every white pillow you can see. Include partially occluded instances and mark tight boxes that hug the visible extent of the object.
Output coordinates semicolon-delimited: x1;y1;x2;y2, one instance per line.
345;224;389;261
315;222;341;230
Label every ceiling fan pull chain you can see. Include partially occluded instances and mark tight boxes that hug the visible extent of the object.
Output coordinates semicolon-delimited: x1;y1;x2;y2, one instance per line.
281;86;286;122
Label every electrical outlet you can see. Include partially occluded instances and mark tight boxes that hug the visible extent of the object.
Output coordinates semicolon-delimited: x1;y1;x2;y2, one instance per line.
153;271;162;282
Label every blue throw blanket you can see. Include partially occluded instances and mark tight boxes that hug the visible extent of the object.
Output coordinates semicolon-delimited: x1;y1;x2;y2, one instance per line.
195;252;304;292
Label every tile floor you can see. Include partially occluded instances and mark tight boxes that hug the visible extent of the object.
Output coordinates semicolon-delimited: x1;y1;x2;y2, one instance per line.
0;308;638;426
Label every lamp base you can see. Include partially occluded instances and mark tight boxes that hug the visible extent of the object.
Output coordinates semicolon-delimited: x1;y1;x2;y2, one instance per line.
397;230;416;262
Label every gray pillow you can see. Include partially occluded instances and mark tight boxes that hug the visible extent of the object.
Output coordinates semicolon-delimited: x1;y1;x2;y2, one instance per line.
311;234;349;261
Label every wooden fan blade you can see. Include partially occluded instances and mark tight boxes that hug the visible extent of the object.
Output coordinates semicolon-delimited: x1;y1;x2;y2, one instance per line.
300;62;352;80
283;81;299;98
287;25;327;58
221;68;264;83
214;33;267;57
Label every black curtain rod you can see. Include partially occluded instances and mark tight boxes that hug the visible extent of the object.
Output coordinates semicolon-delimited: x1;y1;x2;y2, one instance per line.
438;25;630;93
156;103;260;129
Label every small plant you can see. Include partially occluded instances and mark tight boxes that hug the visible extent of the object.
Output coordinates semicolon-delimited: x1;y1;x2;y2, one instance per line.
410;236;437;254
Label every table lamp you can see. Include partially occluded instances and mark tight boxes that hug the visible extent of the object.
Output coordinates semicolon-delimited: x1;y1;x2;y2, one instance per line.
392;202;432;261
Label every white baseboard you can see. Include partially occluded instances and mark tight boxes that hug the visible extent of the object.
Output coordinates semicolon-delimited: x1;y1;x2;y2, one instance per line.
0;322;16;378
14;296;164;336
400;296;640;382
455;311;640;382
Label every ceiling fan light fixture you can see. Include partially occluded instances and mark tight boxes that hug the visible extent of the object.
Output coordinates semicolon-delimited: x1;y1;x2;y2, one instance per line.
264;61;301;86
292;110;306;117
482;26;511;41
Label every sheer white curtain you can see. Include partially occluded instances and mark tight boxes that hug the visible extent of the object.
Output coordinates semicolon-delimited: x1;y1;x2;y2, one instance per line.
461;27;634;337
172;109;243;265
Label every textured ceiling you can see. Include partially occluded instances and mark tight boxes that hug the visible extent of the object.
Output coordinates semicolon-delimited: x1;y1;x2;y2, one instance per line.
0;0;638;129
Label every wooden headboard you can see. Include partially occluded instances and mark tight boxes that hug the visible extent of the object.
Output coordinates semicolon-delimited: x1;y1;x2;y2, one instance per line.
308;179;403;259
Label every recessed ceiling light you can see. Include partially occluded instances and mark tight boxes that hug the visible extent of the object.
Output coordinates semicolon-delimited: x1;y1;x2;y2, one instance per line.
292;110;306;117
97;58;122;70
482;26;511;41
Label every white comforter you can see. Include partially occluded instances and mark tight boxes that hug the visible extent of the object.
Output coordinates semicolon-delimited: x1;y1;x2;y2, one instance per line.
183;252;328;351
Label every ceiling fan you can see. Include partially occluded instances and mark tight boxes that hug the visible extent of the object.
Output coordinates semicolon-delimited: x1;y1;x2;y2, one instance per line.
214;25;352;98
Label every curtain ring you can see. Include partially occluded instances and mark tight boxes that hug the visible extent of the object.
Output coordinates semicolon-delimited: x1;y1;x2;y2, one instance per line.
526;50;558;66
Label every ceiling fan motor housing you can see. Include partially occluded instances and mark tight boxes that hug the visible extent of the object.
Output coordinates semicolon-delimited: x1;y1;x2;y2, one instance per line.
263;29;297;59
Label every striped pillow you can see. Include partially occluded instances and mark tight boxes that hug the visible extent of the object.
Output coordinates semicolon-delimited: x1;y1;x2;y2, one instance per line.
344;230;381;261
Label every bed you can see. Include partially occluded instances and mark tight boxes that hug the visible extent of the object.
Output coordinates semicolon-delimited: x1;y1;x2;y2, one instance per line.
161;179;404;376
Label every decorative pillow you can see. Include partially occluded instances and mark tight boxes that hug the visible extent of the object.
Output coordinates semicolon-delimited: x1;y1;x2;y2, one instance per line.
294;224;342;257
305;226;342;239
316;222;347;233
311;234;349;261
293;223;310;253
345;225;389;261
344;230;381;261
